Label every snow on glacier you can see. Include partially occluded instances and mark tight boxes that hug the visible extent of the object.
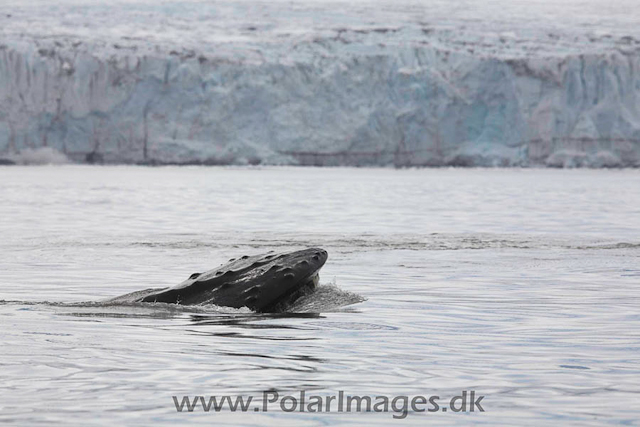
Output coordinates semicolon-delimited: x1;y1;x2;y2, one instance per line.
1;0;639;166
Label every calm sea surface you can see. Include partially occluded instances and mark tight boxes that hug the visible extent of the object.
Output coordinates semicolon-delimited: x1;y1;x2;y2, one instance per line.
1;166;639;425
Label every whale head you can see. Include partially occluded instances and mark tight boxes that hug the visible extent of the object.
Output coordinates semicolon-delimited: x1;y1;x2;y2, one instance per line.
140;248;328;312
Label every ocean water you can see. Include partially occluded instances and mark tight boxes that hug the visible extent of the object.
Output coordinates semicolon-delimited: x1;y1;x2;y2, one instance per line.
0;166;639;425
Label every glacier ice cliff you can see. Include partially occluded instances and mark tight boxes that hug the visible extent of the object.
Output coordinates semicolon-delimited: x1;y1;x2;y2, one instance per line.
1;0;639;167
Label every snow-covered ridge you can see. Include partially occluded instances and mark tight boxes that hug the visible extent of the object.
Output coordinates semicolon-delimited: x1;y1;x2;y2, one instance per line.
1;0;640;166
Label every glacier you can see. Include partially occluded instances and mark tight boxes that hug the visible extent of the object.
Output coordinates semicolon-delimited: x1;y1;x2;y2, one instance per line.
1;0;640;167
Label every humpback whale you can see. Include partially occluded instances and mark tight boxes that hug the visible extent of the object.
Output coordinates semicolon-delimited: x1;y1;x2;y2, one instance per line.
108;248;328;313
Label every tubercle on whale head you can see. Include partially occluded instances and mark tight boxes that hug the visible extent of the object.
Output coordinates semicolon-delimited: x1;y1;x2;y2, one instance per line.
286;247;328;270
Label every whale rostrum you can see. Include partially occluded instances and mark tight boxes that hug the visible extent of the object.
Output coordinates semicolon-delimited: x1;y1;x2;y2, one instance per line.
107;248;328;313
